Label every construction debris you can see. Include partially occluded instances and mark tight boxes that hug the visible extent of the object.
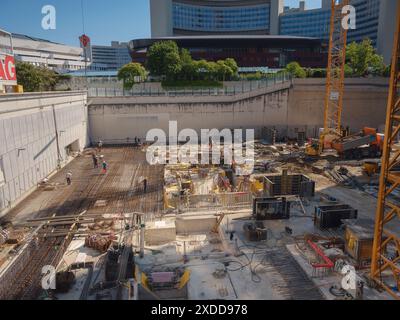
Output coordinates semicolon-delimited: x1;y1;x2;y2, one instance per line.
85;234;113;253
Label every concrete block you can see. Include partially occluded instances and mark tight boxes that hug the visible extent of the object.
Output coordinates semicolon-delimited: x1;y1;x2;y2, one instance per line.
175;214;217;235
145;220;176;245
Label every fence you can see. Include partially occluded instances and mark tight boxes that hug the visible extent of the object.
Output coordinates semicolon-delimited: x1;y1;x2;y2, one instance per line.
167;192;252;212
88;73;292;97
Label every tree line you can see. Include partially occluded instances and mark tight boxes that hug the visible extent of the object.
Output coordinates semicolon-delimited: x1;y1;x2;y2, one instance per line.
285;39;389;78
118;41;239;90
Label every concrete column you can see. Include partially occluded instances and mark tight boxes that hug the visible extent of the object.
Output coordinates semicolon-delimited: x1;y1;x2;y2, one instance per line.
270;0;284;35
377;0;399;64
150;0;173;37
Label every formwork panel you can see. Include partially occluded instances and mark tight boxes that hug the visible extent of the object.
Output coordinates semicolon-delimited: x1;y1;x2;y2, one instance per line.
314;204;358;229
253;196;290;220
263;173;315;198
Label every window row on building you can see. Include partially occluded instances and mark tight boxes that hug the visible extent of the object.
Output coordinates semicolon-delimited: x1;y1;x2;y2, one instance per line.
173;2;270;32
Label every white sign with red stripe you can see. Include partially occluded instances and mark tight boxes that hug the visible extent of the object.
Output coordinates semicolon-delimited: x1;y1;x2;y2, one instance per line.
0;54;17;85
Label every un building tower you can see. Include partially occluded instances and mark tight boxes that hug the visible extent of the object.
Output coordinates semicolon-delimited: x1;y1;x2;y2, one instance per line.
150;0;284;37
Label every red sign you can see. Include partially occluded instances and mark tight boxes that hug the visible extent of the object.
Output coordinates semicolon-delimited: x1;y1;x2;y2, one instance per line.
0;55;17;84
79;34;91;48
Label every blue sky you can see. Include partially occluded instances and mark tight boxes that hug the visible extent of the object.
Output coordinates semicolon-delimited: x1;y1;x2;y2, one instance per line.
0;0;322;46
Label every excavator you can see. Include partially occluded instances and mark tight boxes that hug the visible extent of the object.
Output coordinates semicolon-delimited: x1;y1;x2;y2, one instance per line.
305;0;384;159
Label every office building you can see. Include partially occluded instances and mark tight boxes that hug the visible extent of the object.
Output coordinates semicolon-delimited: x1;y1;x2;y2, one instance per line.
150;0;284;37
150;0;396;64
11;33;87;72
280;0;396;63
90;41;132;71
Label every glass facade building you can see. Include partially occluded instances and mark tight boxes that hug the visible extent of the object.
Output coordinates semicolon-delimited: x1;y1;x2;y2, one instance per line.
91;42;131;71
149;0;396;64
172;2;270;33
280;9;330;39
150;0;283;36
347;0;380;45
280;0;381;46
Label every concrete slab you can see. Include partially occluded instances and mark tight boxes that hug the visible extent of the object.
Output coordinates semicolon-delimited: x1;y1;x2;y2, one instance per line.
188;262;236;300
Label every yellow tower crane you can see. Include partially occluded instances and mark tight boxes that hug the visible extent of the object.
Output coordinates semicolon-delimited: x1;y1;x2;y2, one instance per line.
305;0;349;156
371;1;400;300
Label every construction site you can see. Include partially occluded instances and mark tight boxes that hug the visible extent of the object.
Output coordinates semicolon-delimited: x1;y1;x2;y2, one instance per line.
0;135;398;300
0;1;399;302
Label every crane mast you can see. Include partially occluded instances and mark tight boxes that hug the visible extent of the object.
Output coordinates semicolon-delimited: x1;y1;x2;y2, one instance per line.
371;2;400;300
323;0;349;138
305;0;349;156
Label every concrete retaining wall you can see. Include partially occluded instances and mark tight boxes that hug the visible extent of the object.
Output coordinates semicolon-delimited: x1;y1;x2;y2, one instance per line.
88;81;291;143
88;78;389;144
287;78;389;138
0;91;88;217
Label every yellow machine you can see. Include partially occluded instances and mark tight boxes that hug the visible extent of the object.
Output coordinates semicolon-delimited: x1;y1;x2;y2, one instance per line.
362;161;379;177
371;1;400;300
305;134;326;156
305;0;349;156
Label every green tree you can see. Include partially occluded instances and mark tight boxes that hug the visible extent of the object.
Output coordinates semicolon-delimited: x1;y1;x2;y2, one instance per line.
16;61;64;92
118;62;146;90
208;62;220;80
216;60;234;81
223;58;239;78
285;62;306;78
179;49;198;80
346;39;385;76
147;41;182;79
344;64;354;77
164;51;182;80
195;60;211;80
16;62;42;92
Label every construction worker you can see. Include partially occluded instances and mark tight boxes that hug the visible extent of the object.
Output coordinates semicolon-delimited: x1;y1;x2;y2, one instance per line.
102;160;108;174
98;140;103;152
66;171;72;185
143;178;147;193
92;153;98;168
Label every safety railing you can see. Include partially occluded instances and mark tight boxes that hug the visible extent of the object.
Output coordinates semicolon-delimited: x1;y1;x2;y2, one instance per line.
88;72;292;97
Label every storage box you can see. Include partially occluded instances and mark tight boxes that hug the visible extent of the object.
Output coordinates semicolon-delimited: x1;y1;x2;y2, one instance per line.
344;220;385;268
